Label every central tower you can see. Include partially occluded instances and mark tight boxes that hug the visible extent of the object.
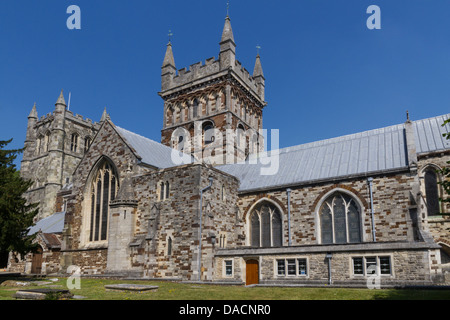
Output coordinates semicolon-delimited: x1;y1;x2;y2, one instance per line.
159;14;266;165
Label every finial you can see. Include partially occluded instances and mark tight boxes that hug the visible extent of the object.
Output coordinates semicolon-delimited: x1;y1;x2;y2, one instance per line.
406;110;410;122
256;45;261;56
56;89;66;106
226;0;230;17
168;29;173;44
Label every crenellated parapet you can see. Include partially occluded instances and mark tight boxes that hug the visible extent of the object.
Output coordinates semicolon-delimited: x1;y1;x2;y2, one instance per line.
160;15;266;106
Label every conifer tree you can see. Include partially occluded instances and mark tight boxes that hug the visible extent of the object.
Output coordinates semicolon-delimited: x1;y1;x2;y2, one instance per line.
0;139;39;260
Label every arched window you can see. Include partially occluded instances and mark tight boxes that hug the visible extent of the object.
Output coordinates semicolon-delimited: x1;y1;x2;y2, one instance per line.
193;99;199;118
44;132;51;152
237;124;245;148
168;237;172;256
319;192;362;244
165;181;170;199
160;182;165;201
36;135;43;155
424;169;440;216
89;161;119;242
84;137;91;153
203;122;215;145
70;133;79;152
159;181;170;201
249;201;283;248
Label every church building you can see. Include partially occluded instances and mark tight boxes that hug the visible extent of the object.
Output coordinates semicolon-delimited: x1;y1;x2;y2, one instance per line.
9;13;450;286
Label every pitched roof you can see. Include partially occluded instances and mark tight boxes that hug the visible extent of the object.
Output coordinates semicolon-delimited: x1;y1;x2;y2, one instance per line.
413;114;450;154
218;114;450;192
28;212;65;235
115;126;193;169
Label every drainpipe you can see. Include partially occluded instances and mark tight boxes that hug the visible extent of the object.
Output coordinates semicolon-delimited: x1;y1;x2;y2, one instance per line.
198;177;213;281
367;177;376;242
286;188;292;246
326;253;333;285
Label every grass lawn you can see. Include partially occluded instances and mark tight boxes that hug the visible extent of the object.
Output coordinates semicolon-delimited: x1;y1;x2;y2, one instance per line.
1;277;450;300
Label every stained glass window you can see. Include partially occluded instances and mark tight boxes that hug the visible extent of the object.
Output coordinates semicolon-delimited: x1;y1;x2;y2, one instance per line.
89;161;119;242
251;213;260;247
425;169;440;216
249;202;283;248
320;192;362;244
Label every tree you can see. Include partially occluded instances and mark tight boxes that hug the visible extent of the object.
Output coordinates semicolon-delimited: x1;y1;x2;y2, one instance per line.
438;119;450;204
0;139;39;261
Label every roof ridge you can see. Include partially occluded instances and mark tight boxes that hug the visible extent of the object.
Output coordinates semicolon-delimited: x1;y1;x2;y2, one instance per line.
115;125;173;150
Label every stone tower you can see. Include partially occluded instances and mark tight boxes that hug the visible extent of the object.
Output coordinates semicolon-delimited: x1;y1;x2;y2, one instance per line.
21;91;104;219
159;14;267;165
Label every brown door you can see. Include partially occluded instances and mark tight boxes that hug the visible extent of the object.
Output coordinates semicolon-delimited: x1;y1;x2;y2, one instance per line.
31;247;43;274
246;259;259;285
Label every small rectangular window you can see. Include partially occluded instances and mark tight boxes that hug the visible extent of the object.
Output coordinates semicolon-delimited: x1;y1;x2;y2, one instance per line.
287;259;296;275
353;257;364;275
379;256;391;275
298;259;307;276
225;260;233;276
277;260;285;276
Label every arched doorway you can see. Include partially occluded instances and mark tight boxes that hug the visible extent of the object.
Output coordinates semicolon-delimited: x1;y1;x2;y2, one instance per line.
31;246;43;274
246;259;259;285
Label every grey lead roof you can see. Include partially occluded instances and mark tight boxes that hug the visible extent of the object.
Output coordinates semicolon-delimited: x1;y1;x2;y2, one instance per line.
115;126;193;169
218;114;450;192
414;114;450;154
28;212;65;235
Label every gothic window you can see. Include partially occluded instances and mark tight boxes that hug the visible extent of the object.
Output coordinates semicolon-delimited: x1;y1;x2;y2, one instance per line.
193;99;199;118
319;192;362;244
36;135;43;155
160;182;164;201
84;137;91;153
89;161;119;242
165;182;170;199
167;237;172;256
237;124;245;148
203;122;215;145
70;133;79;152
44;132;50;152
249;202;283;248
159;181;170;201
424;169;440;216
221;185;226;201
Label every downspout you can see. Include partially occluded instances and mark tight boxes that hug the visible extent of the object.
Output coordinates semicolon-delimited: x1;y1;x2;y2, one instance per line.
286;188;292;246
367;177;376;242
326;253;333;285
198;177;213;281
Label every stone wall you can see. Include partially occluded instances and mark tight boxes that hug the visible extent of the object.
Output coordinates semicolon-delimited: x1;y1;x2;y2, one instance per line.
236;171;418;247
417;154;450;250
61;120;145;274
215;242;440;285
130;163;240;280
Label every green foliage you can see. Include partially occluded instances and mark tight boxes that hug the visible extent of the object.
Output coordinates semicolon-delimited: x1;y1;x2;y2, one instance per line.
438;119;450;203
0;139;39;257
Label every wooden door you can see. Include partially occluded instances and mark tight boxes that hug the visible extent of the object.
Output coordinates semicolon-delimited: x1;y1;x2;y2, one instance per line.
31;247;43;274
246;259;259;285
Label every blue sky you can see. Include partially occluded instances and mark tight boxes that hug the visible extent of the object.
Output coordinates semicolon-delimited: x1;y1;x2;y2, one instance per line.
1;0;449;168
